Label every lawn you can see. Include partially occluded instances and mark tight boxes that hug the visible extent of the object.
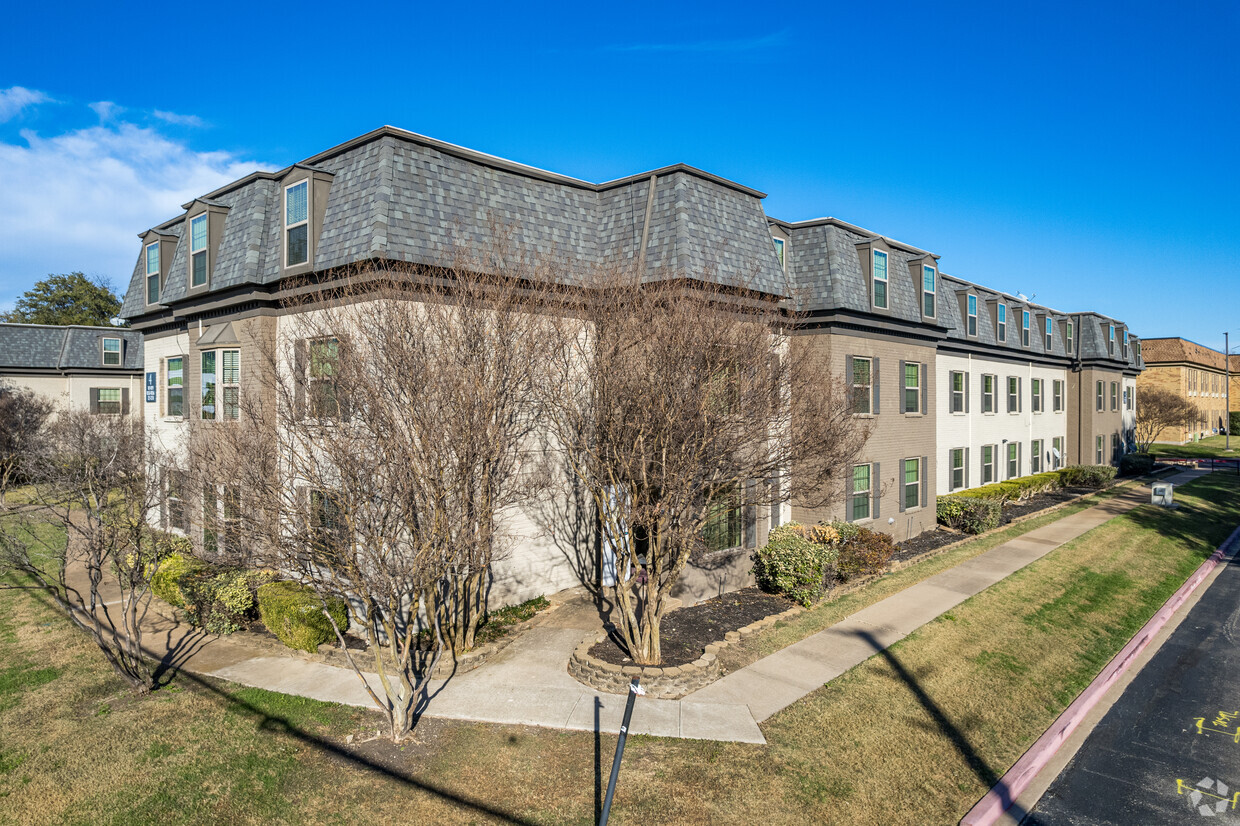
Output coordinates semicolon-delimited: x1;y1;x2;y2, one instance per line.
1;474;1238;825
1149;434;1240;459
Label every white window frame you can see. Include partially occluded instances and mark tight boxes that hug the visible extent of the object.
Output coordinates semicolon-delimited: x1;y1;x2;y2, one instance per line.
967;294;978;337
190;213;209;288
145;242;160;305
851;464;872;521
1007;442;1019;479
1096;435;1104;464
982;374;995;414
1031;378;1043;413
1052;436;1064;469
1122;330;1129;358
981;444;995;484
95;387;122;415
950;448;965;491
221;348;241;421
102;337;122;366
1053;379;1064;412
166;356;185;419
1109;324;1115;356
772;237;786;271
903;457;921;510
922;265;936;318
1031;439;1043;473
1066;321;1073;353
1045;317;1053;350
284;180;311;268
950;371;965;414
903;362;921;414
1007;376;1020;413
872;250;889;310
1022;310;1030;347
998;303;1007;342
1111;381;1118;411
851;356;873;416
1096;380;1105;411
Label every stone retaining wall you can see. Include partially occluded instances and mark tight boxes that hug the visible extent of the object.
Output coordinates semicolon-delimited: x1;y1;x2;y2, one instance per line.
568;603;806;698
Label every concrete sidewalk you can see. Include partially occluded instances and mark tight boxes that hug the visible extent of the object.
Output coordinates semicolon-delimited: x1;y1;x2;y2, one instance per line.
110;470;1209;744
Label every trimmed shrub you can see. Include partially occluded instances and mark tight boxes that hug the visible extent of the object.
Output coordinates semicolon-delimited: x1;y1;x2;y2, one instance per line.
948;471;1064;504
257;582;350;653
751;523;839;607
1119;453;1155;477
182;569;254;635
149;552;206;609
1060;464;1117;488
836;527;896;582
936;496;1002;534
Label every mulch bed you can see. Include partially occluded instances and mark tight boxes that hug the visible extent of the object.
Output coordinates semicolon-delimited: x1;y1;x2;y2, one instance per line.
589;586;795;667
998;486;1096;524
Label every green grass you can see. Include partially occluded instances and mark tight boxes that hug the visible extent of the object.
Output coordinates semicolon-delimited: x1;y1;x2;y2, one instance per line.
0;476;1237;825
1149;434;1240;459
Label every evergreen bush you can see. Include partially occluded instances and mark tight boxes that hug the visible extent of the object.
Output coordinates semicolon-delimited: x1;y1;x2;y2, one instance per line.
257;581;350;653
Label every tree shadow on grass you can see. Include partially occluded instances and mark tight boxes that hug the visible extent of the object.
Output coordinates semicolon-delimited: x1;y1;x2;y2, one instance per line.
20;587;540;826
855;629;1030;824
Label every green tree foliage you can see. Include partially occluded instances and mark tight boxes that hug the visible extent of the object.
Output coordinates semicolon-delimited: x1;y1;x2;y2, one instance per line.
2;272;125;327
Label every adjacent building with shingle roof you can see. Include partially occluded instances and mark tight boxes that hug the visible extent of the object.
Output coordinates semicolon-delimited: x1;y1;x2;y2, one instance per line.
0;323;144;415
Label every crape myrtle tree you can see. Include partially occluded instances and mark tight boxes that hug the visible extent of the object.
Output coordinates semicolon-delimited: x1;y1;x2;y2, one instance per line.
545;269;871;666
199;250;568;742
0;411;168;694
0;383;54;508
1133;387;1201;453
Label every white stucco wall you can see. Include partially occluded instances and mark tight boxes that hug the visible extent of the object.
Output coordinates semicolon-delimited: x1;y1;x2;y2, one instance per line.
936;353;1069;493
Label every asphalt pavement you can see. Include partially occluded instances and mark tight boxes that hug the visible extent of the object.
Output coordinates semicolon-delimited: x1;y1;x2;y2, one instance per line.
1026;551;1240;824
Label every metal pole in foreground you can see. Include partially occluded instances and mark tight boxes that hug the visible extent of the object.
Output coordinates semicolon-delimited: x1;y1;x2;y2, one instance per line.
599;678;642;826
1226;332;1231;452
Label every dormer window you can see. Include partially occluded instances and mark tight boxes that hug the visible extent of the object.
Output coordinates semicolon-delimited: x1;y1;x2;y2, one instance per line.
145;242;160;304
1066;321;1073;353
966;294;978;336
872;250;888;309
772;237;785;270
1123;330;1129;358
922;266;936;318
1022;311;1030;347
285;180;310;267
1045;317;1053;350
102;337;122;366
1108;324;1115;356
190;214;208;287
997;303;1007;342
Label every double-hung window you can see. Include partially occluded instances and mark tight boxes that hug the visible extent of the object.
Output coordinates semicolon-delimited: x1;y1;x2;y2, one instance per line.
1053;379;1064;412
1031;439;1043;473
1022;311;1030;347
166;469;187;532
1045;318;1053;350
703;486;745;551
872;250;888;309
309;338;341;418
1096;380;1105;411
967;294;978;336
981;445;995;484
903;458;920;510
190;214;208;288
922;266;936;318
997;303;1007;342
1122;330;1129;358
1110;381;1118;411
145;242;160;304
950;448;965;491
201;351;217;420
1007;376;1020;413
851;464;871;521
95;388;121;415
166;356;184;417
1052;436;1064;469
309;489;346;552
1096;435;1104;464
1007;443;1019;479
903;362;921;413
221;349;240;420
1108;325;1115;356
1066;321;1073;353
1031;378;1043;413
982;374;995;413
851;357;873;415
772;237;785;269
950;371;965;413
285;180;310;267
102;337;122;366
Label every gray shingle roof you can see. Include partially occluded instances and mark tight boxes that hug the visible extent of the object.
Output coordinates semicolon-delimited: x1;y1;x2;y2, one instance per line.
0;324;143;371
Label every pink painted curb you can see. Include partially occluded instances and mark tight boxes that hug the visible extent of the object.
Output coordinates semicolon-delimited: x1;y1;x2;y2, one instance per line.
960;523;1240;826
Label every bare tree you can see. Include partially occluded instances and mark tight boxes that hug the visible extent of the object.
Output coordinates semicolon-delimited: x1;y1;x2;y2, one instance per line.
0;411;166;694
197;253;568;741
1133;387;1200;453
545;269;870;665
0;383;54;508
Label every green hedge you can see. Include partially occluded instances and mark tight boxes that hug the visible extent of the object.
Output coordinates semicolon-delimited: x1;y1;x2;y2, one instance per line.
149;552;206;609
1059;464;1116;488
936;496;1003;534
752;524;838;607
945;471;1065;504
1119;453;1156;477
256;582;350;653
1230;411;1239;435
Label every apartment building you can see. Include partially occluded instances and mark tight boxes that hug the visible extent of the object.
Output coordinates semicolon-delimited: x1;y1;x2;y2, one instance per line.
1137;337;1238;442
119;126;1142;606
0;323;144;416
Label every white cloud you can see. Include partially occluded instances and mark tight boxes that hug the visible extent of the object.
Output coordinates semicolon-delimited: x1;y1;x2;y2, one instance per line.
153;109;206;128
0;87;52;122
0;121;270;302
88;100;121;122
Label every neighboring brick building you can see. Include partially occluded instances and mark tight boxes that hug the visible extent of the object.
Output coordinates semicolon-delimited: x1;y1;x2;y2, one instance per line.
1137;337;1235;443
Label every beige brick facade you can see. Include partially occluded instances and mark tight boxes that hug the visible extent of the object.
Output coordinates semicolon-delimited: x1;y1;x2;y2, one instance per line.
1137;338;1234;443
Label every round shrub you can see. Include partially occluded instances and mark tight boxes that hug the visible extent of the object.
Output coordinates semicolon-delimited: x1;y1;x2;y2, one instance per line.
1119;453;1155;477
257;582;350;653
936;496;1002;534
836;527;896;582
182;570;255;635
1061;464;1117;488
149;552;206;608
751;523;838;607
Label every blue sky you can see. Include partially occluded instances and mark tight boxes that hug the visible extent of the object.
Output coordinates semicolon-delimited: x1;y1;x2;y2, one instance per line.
1;0;1236;350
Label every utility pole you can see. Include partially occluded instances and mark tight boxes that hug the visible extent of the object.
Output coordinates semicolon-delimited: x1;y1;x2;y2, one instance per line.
1227;331;1231;452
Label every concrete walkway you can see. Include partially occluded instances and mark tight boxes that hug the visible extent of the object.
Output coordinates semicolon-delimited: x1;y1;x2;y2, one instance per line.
85;470;1208;745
